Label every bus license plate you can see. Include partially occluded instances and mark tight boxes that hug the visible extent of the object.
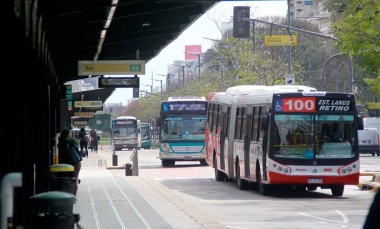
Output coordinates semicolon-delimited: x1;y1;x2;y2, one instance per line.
184;156;192;160
308;178;322;183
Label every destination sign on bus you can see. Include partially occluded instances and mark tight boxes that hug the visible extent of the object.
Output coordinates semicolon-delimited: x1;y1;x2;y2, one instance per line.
274;97;354;112
162;102;206;111
112;120;134;125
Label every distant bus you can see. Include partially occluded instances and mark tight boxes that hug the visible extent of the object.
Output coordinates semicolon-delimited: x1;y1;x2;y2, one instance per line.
157;96;208;167
206;85;364;196
111;116;141;151
140;123;152;149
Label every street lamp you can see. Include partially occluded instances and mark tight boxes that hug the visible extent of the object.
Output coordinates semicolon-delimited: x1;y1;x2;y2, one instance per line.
184;52;201;80
321;53;353;92
141;84;152;93
153;79;163;93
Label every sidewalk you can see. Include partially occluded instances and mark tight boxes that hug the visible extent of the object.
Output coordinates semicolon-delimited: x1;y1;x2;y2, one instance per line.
74;146;225;229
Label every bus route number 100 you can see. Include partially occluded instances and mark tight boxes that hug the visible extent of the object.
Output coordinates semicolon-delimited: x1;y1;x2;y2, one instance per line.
281;98;316;112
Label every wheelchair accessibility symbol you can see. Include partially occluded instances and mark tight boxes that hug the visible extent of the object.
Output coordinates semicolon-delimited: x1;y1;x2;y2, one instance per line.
275;100;283;111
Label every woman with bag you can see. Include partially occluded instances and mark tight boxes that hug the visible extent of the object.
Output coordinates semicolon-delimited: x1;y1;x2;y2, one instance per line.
58;129;82;196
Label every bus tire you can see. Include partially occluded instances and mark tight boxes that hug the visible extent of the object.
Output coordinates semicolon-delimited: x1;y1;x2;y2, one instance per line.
162;160;172;167
257;171;270;196
199;159;208;166
236;162;247;190
307;185;317;191
331;185;344;196
214;158;225;181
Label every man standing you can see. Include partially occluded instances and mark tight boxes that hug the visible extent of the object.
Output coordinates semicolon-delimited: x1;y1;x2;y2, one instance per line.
91;129;100;153
78;128;89;158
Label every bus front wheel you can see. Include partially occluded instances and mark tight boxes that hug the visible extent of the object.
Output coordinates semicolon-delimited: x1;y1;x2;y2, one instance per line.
162;160;175;167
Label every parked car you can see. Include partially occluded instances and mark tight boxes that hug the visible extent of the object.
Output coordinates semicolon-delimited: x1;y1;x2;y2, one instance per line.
364;117;380;134
358;128;380;156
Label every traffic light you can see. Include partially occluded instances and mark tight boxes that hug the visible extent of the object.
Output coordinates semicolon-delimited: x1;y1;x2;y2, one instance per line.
233;6;250;38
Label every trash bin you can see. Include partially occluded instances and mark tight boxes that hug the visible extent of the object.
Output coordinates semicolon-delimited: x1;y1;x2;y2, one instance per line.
125;163;132;176
50;164;76;195
29;191;80;229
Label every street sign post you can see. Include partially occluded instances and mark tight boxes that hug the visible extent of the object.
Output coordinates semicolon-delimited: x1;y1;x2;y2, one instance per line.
264;35;298;46
74;112;94;118
78;60;145;75
367;102;380;109
285;74;295;85
74;101;102;108
99;77;139;88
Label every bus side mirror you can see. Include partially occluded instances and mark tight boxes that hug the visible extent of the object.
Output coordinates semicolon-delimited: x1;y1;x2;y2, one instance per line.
357;115;364;130
261;115;269;131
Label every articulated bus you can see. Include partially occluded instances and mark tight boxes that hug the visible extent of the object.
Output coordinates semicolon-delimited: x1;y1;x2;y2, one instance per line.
157;96;208;167
206;85;364;196
111;116;141;151
140;122;152;149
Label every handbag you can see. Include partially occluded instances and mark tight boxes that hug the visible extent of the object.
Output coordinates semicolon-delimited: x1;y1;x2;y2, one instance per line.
67;142;82;164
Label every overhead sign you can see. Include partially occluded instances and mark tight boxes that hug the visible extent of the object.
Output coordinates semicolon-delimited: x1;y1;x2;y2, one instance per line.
74;101;102;108
78;60;145;75
367;102;380;109
99;77;139;88
264;35;298;46
74;112;94;118
73;120;88;125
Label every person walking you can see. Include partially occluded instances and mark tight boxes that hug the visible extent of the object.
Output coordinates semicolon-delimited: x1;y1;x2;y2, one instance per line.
78;128;89;158
58;129;82;196
91;129;100;153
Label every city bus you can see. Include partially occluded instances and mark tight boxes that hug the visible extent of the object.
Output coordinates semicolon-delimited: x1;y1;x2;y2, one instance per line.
140;122;152;149
156;96;208;167
206;85;364;196
111;116;141;151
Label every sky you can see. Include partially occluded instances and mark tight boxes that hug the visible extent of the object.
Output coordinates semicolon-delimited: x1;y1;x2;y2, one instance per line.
105;1;288;105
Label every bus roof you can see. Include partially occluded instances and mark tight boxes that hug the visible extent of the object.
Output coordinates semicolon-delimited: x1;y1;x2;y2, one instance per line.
115;116;137;120
168;96;206;101
225;85;317;96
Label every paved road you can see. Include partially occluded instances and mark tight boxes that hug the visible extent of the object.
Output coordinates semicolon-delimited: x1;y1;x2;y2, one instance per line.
96;147;379;229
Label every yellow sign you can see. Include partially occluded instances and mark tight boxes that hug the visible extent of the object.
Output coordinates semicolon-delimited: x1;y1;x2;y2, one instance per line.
264;35;298;46
74;101;102;108
367;102;380;109
78;60;145;75
74;112;94;118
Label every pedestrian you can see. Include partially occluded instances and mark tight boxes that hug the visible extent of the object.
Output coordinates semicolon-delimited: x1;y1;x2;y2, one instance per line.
91;129;100;153
363;188;380;229
78;128;89;158
58;129;82;196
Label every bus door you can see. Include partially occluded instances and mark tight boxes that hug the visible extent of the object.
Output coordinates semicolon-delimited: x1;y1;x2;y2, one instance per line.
244;113;253;178
220;112;228;170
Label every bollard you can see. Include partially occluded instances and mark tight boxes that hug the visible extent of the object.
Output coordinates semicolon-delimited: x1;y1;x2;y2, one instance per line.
112;154;118;166
131;148;139;176
125;163;132;176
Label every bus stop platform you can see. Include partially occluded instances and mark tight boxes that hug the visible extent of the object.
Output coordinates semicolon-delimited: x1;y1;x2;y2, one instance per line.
73;148;225;229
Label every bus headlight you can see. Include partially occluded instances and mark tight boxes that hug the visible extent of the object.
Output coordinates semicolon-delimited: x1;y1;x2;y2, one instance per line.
161;143;172;152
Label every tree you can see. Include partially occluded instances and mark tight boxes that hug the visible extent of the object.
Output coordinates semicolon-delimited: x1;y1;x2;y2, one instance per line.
330;0;380;94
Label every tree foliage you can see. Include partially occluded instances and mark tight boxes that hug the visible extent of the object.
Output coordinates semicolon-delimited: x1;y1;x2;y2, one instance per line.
330;0;380;94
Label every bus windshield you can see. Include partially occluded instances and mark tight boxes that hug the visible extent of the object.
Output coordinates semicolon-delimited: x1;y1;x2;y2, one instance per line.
141;125;151;140
112;127;137;138
161;115;206;140
272;114;356;159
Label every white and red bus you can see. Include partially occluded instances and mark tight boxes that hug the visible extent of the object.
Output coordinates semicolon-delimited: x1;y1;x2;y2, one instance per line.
205;85;364;196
